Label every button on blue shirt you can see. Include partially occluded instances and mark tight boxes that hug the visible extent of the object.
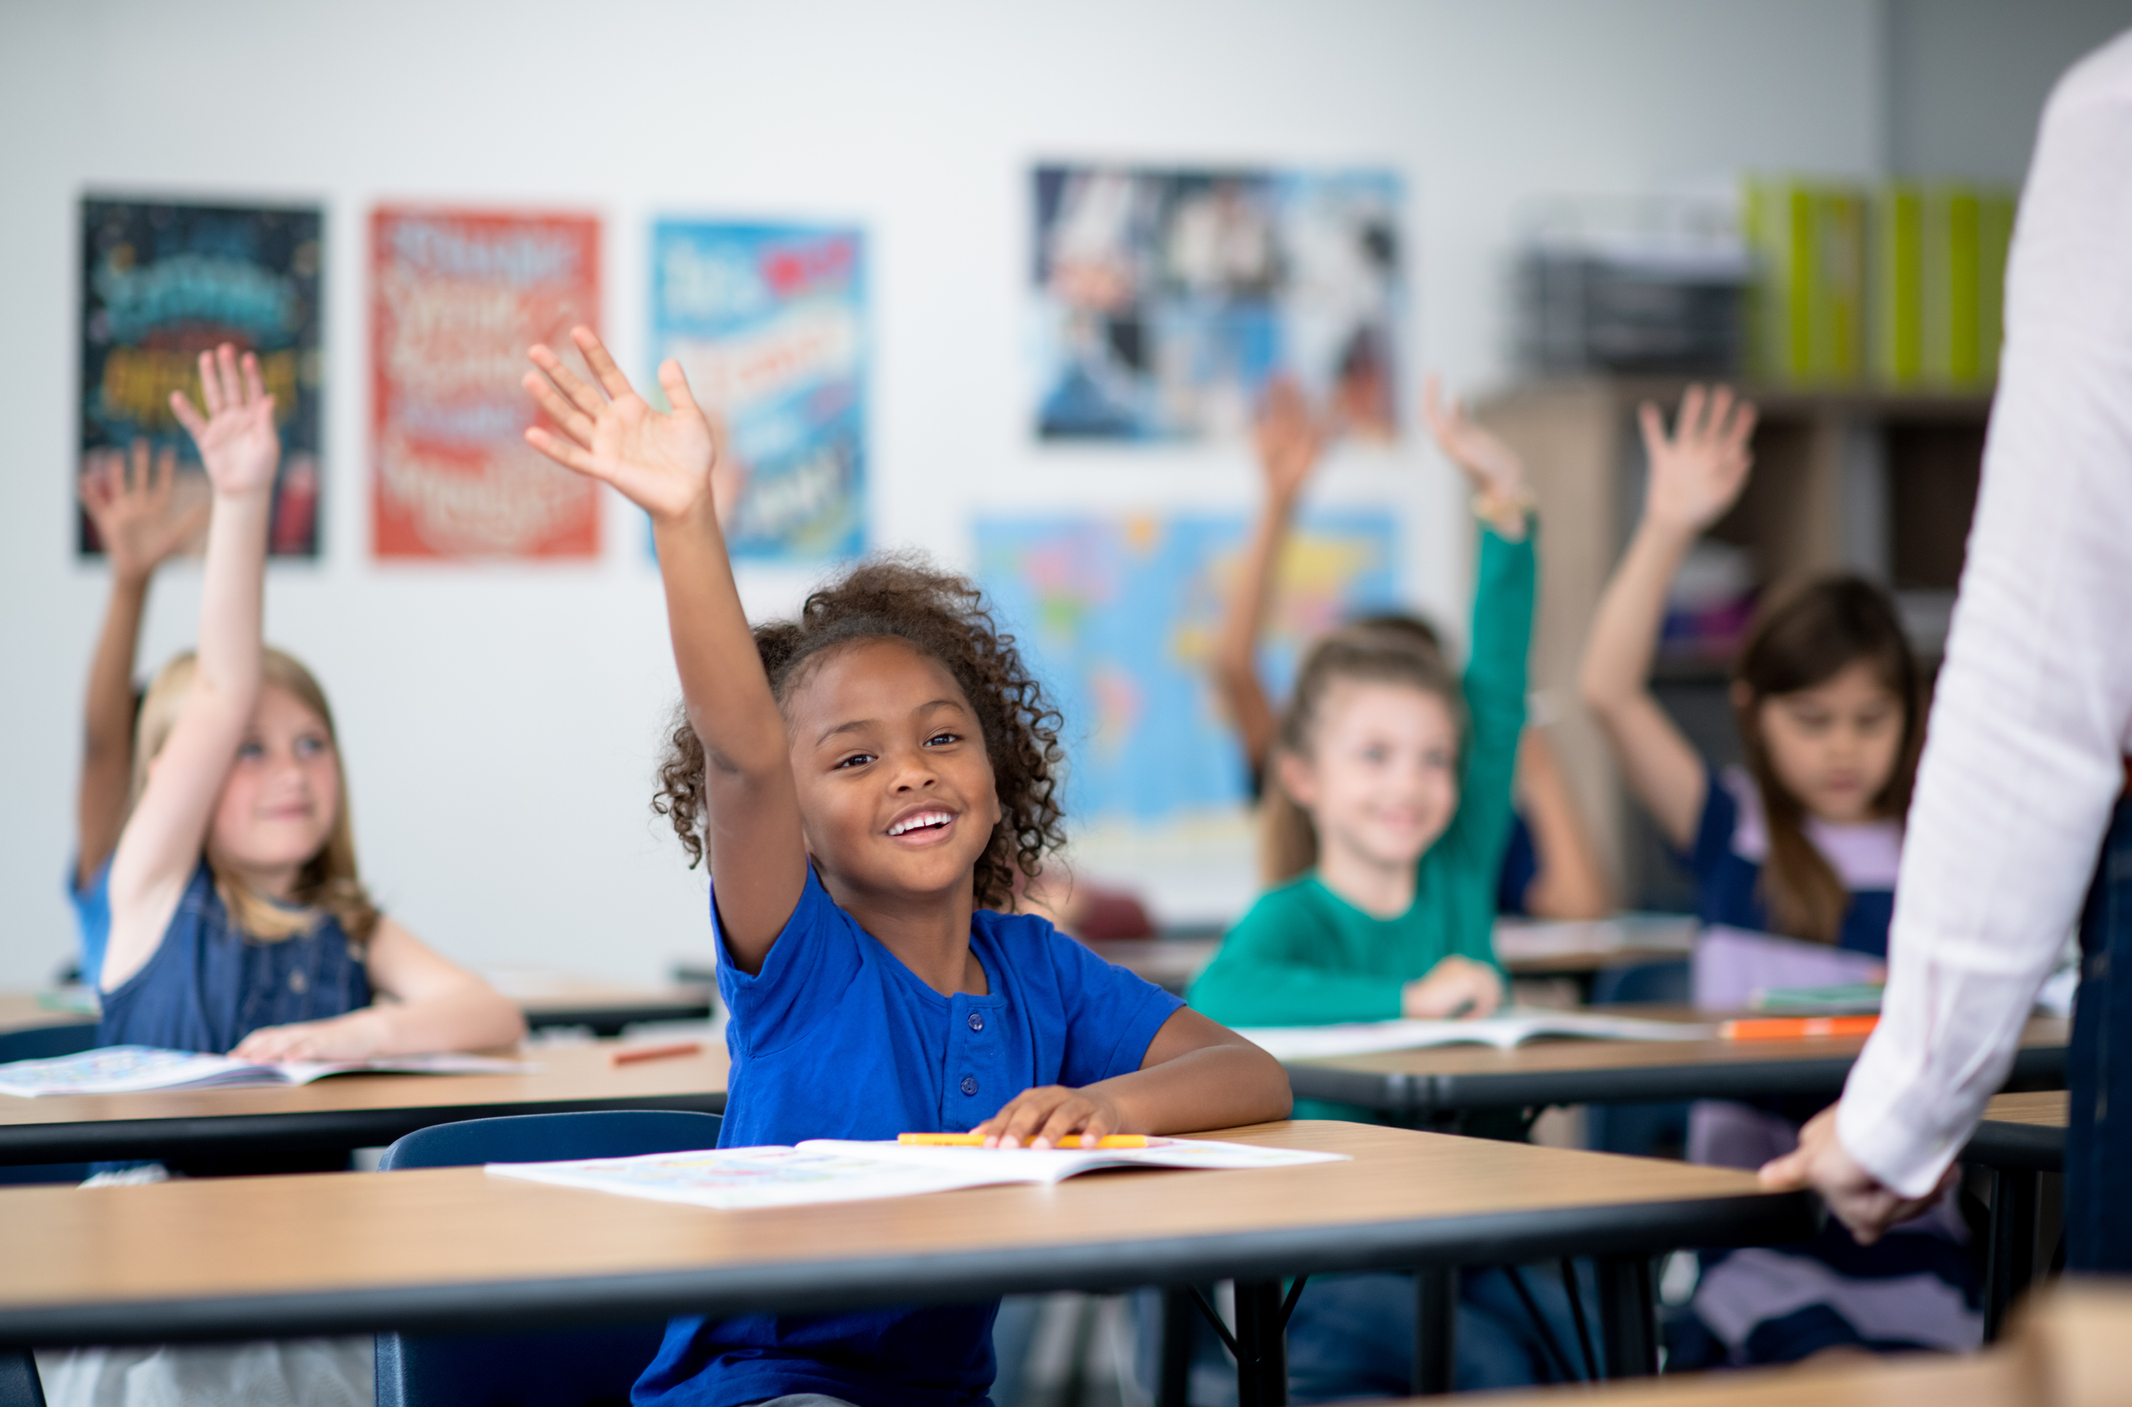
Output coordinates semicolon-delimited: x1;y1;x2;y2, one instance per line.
635;866;1184;1407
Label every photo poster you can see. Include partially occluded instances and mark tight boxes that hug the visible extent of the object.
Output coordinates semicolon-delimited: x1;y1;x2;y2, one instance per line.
371;208;602;559
1031;165;1404;443
649;221;867;560
975;509;1399;830
79;198;324;557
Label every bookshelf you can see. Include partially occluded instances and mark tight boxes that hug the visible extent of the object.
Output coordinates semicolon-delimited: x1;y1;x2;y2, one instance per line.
1477;377;1992;907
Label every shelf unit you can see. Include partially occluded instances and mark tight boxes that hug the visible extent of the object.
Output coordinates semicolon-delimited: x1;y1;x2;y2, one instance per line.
1476;376;1993;906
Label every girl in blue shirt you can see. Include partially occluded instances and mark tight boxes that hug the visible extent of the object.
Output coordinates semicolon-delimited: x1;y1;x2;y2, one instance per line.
1580;386;1976;1366
98;345;525;1065
520;328;1291;1407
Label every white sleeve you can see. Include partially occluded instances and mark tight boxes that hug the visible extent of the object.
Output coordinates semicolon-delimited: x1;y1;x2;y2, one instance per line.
1837;30;2132;1198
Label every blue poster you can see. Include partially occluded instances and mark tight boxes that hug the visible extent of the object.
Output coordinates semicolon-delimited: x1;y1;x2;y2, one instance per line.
976;510;1400;827
79;198;324;557
650;221;866;560
1032;166;1403;443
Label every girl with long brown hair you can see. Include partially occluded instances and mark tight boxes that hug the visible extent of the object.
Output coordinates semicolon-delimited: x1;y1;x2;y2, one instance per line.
1579;385;1974;1367
96;345;523;1063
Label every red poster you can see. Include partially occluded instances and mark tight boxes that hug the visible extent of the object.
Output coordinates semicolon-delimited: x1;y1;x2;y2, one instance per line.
371;208;601;558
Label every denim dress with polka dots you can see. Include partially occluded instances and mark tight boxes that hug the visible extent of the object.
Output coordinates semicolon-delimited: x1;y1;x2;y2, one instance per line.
98;861;371;1055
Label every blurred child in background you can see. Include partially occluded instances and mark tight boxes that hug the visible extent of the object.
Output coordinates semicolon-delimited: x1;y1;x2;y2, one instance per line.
1212;378;1609;920
70;440;207;987
1579;386;1977;1364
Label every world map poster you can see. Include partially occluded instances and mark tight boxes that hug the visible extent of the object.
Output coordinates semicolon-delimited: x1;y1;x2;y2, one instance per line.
650;221;866;560
372;207;601;559
79;198;324;557
975;510;1398;829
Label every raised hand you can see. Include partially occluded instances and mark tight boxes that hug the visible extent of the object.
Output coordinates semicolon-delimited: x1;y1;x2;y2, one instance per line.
1253;376;1325;504
522;327;718;525
1423;373;1527;502
169;344;280;498
1638;384;1757;536
80;439;210;582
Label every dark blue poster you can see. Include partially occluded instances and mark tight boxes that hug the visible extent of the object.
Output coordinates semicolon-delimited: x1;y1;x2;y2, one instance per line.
80;198;324;557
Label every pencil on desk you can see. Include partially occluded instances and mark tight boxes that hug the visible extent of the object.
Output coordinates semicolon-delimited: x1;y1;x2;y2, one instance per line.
898;1132;1150;1148
1720;1016;1879;1041
609;1041;704;1066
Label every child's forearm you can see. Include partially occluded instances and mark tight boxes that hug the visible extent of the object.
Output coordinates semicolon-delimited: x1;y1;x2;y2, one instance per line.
1578;517;1692;716
1097;1042;1292;1134
192;486;271;711
78;574;151;882
1212;488;1297;774
651;503;788;779
365;983;528;1056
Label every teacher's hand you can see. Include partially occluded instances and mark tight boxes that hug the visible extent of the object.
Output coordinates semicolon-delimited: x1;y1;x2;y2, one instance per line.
1757;1104;1955;1244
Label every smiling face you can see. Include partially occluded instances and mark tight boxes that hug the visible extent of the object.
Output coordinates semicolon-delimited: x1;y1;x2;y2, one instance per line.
782;637;1005;910
1279;677;1462;875
203;684;341;888
1747;660;1905;824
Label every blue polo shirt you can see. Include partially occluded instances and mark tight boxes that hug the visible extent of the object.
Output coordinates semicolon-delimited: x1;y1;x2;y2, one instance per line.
635;866;1184;1407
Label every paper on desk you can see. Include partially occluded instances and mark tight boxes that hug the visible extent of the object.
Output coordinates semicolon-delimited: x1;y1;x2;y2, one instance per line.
0;1046;535;1098
485;1136;1348;1211
1235;1008;1715;1062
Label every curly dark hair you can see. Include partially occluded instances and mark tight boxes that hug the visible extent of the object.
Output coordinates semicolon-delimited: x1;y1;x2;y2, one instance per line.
652;555;1067;910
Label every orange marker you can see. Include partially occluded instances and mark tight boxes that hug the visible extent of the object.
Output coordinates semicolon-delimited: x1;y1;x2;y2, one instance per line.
1720;1016;1879;1041
898;1132;1150;1148
609;1040;705;1066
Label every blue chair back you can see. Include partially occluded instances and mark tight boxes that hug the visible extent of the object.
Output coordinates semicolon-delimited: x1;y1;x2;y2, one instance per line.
374;1110;722;1407
0;1023;99;1065
0;1024;100;1188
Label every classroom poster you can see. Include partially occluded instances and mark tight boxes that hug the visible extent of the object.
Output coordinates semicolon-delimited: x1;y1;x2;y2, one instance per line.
80;198;324;557
1031;166;1403;443
975;510;1399;828
649;221;866;560
371;208;602;559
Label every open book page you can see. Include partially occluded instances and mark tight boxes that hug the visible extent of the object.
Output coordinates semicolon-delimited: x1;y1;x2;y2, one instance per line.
485;1137;1348;1212
0;1046;535;1098
1235;1008;1716;1062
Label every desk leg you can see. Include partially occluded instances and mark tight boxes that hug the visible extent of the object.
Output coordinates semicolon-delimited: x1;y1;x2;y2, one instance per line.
1595;1255;1657;1378
1233;1279;1288;1407
1413;1266;1457;1396
1984;1167;2041;1343
1158;1287;1195;1407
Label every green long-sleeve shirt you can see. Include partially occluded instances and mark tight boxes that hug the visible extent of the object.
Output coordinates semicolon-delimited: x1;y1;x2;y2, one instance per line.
1189;523;1537;1028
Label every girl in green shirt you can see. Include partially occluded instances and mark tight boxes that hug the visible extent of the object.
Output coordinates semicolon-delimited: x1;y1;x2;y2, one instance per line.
1190;376;1536;1029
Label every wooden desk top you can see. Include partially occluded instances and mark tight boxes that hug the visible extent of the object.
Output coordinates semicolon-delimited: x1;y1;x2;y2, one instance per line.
1286;1011;2070;1115
0;1040;728;1166
0;992;96;1035
1966;1089;2070;1173
0;1119;1810;1348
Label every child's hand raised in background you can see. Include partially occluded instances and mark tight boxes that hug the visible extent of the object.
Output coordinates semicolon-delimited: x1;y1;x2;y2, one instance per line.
522;327;719;526
169;345;279;499
1423;374;1529;539
1401;954;1504;1020
1637;383;1757;538
1253;376;1325;506
80;439;209;583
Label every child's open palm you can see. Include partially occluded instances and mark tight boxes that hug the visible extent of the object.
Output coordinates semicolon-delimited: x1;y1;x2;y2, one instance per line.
1254;376;1325;502
1423;373;1527;502
169;345;279;498
81;439;209;579
522;327;718;524
1639;384;1757;535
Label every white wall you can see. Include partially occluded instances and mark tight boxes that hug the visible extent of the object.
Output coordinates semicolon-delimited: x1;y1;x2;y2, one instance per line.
0;0;1892;987
1886;0;2132;182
